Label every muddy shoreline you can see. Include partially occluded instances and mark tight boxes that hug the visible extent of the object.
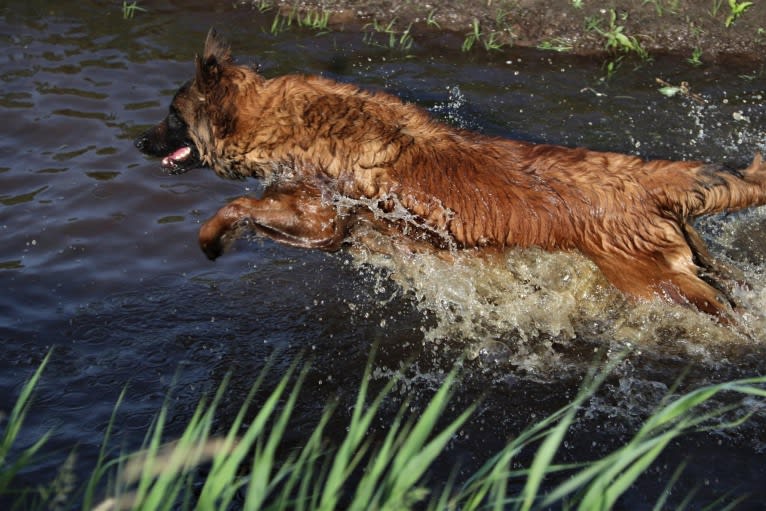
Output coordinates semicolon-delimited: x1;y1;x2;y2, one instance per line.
258;0;766;63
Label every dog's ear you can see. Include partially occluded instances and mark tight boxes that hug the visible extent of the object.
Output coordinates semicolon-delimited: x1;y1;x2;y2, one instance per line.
194;29;240;138
195;28;232;93
203;28;232;64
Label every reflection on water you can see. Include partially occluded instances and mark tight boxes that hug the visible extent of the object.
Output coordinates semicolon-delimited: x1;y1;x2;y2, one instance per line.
1;0;766;508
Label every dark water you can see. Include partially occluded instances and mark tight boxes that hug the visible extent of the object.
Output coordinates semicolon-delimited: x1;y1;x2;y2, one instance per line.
2;0;766;508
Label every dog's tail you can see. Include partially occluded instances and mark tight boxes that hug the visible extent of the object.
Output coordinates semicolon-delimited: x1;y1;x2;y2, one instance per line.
665;152;766;218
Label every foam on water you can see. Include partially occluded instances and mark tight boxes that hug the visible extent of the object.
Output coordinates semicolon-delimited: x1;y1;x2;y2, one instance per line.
349;224;765;363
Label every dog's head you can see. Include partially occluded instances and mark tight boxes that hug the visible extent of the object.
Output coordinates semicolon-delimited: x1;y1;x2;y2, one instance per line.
134;29;258;176
133;80;202;174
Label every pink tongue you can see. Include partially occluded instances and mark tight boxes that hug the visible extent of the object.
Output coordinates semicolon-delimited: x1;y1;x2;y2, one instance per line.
162;146;191;166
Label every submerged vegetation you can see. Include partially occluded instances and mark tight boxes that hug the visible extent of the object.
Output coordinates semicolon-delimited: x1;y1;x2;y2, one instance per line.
3;353;766;510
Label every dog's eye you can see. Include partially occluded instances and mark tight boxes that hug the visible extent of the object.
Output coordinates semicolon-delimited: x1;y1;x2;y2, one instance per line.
167;111;185;130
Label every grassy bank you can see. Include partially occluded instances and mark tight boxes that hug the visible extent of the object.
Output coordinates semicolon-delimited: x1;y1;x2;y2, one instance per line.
120;1;766;67
255;0;765;62
2;352;766;510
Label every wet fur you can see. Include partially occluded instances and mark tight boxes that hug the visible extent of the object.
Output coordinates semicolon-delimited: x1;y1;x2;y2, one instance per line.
136;30;766;322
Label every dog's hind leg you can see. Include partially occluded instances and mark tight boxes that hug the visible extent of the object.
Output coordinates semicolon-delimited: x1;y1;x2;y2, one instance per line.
199;184;347;260
585;227;737;322
595;253;736;322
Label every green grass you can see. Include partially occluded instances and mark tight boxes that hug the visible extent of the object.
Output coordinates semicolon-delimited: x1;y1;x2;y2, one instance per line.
122;1;146;20
538;38;574;53
642;0;681;16
2;352;766;510
587;9;650;60
362;19;414;51
687;47;704;66
711;0;753;26
239;0;760;61
269;7;331;36
0;351;52;500
725;0;753;28
253;0;272;13
585;9;652;79
426;10;440;29
461;19;507;52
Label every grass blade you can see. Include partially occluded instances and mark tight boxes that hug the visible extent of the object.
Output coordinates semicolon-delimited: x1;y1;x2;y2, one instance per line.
0;350;52;496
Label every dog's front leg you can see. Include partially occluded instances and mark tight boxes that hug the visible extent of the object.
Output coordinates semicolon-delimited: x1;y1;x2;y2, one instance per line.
199;186;346;260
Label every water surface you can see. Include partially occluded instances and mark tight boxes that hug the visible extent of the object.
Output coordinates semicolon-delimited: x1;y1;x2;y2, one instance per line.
2;1;766;508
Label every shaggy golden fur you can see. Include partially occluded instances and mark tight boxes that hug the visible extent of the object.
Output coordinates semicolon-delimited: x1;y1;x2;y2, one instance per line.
135;30;766;321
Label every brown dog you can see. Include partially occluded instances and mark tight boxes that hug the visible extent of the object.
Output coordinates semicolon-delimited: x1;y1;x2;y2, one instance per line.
135;30;766;321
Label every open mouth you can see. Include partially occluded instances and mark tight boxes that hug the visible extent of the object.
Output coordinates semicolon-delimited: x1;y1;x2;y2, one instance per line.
160;145;200;174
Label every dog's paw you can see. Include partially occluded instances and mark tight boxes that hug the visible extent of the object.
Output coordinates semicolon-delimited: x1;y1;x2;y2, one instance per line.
200;237;224;261
199;219;227;260
199;218;252;260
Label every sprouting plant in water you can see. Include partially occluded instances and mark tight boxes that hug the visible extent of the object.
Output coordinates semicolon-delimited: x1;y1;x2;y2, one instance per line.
603;57;623;81
687;47;703;66
122;1;146;19
362;19;414;51
270;10;290;35
399;23;414;50
538;38;573;53
300;9;331;31
269;8;330;36
484;31;505;51
254;0;272;13
462;18;482;52
725;0;753;27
